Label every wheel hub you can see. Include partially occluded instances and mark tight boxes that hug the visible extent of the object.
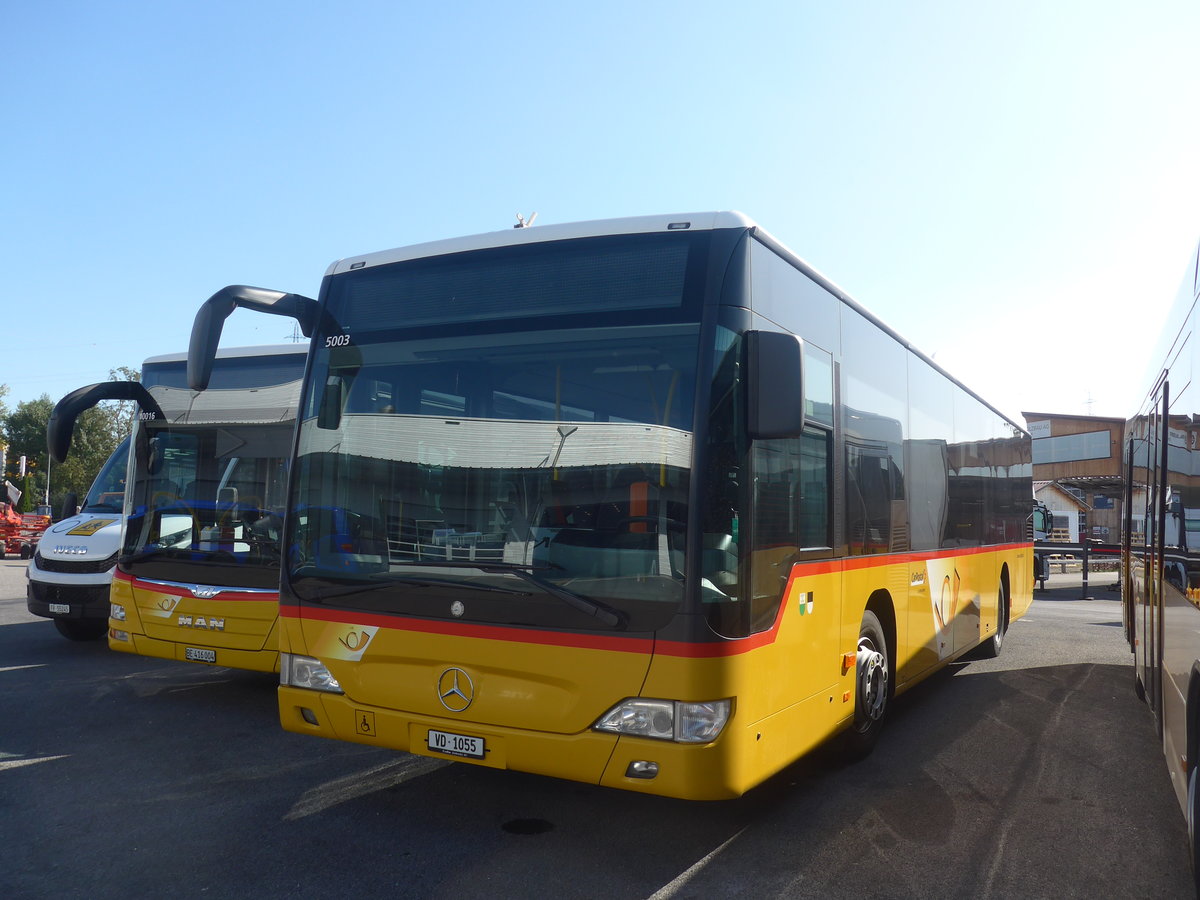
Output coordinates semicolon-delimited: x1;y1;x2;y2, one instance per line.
857;642;888;722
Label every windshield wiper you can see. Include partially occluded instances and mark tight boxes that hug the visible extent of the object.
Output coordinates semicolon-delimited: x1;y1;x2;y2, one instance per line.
392;560;626;628
120;545;176;565
300;573;533;603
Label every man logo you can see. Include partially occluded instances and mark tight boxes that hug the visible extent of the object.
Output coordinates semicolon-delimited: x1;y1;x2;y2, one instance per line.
437;667;475;712
178;615;224;631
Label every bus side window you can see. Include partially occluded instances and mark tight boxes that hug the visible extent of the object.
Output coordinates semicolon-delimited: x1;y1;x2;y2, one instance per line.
747;426;832;630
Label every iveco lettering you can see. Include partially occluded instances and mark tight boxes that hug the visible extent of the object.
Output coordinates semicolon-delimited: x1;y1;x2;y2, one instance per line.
189;212;1033;799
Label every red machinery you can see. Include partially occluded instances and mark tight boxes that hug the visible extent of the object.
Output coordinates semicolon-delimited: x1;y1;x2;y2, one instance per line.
1;513;50;559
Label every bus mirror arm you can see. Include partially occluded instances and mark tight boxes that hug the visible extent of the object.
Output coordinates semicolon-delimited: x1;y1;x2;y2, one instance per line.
746;331;805;440
48;381;164;464
188;285;321;391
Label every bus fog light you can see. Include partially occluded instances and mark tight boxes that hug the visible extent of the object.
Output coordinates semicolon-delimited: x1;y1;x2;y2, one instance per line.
626;760;659;779
111;629;129;642
593;698;731;743
282;652;344;694
110;602;126;622
300;707;320;725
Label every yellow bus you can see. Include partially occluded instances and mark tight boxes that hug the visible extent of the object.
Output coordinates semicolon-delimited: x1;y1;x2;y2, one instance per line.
49;345;306;672
1124;234;1200;888
188;213;1033;799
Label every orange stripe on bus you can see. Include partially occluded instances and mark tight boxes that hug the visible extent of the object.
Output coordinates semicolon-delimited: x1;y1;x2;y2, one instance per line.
281;542;1025;657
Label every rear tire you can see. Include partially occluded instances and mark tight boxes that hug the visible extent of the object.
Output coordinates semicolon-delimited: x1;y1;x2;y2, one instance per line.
53;618;108;641
843;609;890;760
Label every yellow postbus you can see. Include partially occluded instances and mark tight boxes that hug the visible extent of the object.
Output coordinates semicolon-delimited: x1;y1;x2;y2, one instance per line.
188;213;1032;799
49;345;306;672
1124;233;1200;890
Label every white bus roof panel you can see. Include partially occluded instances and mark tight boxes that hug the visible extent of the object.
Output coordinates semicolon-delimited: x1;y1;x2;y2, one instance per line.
325;212;758;276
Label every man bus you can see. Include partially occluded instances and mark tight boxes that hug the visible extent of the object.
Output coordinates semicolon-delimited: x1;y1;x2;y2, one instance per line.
1123;233;1200;892
188;212;1032;799
49;344;305;671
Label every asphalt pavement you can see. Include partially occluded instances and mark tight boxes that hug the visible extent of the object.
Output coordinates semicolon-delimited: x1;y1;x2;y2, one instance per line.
0;556;1192;899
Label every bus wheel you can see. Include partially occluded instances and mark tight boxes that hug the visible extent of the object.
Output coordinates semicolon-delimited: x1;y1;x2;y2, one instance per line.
1190;764;1200;895
980;579;1008;659
53;618;108;641
844;609;889;760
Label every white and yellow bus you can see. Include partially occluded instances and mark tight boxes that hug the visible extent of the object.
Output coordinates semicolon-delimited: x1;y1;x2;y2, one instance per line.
50;345;306;672
1123;233;1200;890
189;213;1032;799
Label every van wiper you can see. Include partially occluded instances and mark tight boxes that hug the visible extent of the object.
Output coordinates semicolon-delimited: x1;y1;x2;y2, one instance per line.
392;560;626;628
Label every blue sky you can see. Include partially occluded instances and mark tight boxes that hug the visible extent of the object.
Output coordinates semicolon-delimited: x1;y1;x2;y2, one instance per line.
3;0;1197;424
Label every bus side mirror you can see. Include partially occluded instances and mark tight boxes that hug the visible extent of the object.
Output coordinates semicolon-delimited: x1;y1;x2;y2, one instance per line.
59;492;78;522
746;331;805;440
317;376;345;430
48;382;163;464
188;285;320;391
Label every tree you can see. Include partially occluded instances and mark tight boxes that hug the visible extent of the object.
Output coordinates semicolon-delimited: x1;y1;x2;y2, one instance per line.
3;396;53;512
103;366;141;440
1;365;140;515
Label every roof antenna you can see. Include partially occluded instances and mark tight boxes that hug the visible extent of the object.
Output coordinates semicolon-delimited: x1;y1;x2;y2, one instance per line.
514;212;538;229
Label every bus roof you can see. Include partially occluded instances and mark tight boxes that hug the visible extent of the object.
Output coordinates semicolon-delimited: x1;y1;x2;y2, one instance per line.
143;343;307;367
324;212;759;276
322;212;1026;436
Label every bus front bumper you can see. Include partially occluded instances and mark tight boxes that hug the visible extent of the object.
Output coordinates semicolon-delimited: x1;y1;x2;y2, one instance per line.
278;686;743;800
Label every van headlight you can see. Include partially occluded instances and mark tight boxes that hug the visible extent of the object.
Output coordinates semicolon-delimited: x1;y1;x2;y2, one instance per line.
281;653;343;694
593;698;731;743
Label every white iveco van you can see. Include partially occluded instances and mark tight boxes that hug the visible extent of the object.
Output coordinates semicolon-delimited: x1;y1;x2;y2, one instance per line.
26;436;129;640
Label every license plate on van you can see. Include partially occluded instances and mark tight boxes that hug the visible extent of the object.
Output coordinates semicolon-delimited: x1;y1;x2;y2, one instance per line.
48;603;70;615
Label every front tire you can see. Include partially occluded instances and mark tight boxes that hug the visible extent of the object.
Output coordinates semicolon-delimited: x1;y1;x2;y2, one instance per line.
979;579;1008;659
843;609;890;759
1190;764;1200;896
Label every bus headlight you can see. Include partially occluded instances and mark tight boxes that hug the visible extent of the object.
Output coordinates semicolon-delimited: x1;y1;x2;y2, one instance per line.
110;602;126;622
593;698;731;743
281;652;344;694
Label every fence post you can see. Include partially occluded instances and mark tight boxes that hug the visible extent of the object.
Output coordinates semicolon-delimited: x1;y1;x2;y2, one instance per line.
1081;542;1090;600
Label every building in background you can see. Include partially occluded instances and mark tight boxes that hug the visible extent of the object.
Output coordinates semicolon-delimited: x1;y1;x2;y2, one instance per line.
1023;412;1124;543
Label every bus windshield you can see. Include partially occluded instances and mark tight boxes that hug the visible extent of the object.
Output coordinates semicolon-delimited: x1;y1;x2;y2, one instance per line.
290;233;709;631
81;435;130;514
121;421;293;587
119;376;299;589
